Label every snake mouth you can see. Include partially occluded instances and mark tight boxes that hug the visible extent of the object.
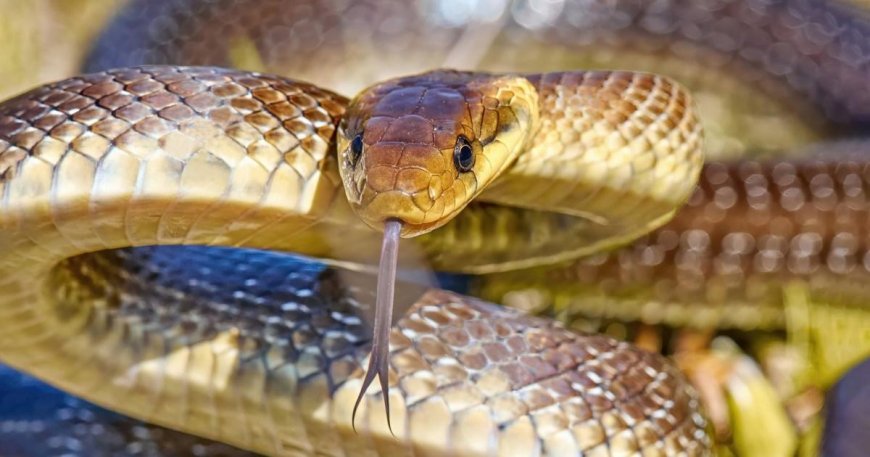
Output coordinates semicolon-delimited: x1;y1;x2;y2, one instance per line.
353;190;459;237
385;217;445;238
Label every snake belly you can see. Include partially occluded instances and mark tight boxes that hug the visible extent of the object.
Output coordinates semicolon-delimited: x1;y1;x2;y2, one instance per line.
0;62;707;457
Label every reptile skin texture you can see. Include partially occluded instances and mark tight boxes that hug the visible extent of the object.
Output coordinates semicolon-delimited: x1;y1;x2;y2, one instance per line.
2;0;869;454
0;65;707;454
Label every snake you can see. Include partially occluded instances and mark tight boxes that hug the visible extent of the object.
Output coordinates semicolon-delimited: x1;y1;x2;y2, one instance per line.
0;9;708;457
0;47;708;457
0;0;867;455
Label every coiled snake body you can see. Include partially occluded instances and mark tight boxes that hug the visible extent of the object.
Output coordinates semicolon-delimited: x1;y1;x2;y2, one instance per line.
0;0;868;455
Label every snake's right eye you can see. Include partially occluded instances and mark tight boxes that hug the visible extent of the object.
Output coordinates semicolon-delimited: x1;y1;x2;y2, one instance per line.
350;134;364;165
453;135;475;173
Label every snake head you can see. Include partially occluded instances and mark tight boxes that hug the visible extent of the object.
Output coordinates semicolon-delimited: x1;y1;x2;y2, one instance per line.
338;70;538;237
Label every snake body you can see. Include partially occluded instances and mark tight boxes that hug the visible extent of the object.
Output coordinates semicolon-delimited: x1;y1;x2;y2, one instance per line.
83;0;870;157
1;0;869;455
483;156;870;331
0;60;704;456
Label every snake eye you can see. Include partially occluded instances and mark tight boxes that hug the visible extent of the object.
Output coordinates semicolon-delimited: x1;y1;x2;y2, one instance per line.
453;136;474;172
349;134;364;165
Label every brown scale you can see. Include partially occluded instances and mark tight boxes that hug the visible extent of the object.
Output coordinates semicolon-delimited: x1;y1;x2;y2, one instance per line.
480;156;870;331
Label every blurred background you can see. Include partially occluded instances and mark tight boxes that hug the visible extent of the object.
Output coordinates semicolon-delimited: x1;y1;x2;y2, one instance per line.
0;0;121;100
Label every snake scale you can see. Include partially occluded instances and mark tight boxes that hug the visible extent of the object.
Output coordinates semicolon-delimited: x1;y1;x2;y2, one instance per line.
0;0;868;456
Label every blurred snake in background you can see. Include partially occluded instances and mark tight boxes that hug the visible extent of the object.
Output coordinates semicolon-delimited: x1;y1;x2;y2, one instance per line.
0;0;868;456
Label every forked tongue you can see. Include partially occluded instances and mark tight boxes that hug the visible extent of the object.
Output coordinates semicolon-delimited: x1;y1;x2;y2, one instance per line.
352;218;402;435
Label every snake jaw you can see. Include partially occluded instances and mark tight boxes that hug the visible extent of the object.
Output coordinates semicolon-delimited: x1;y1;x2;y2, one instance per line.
352;218;402;435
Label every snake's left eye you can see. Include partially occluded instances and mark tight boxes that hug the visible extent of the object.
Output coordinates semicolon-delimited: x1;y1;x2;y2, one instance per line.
454;135;474;172
350;134;364;165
